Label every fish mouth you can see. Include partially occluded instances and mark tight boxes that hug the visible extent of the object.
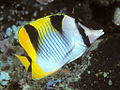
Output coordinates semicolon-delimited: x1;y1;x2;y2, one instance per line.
93;29;104;38
98;29;104;36
89;29;104;43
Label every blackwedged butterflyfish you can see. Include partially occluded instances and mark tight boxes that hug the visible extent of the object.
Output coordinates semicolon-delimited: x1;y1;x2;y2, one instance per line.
15;14;104;80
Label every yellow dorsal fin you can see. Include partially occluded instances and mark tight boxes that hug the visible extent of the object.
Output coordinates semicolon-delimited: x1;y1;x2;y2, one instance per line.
15;54;30;72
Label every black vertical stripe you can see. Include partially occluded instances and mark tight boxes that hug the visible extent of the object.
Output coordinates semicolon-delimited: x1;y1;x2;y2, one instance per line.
24;24;40;53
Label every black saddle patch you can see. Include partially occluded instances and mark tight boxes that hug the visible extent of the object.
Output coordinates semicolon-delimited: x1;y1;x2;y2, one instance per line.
50;15;64;33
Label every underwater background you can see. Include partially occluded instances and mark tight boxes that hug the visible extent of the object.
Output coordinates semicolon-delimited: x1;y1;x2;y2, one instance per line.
0;0;120;89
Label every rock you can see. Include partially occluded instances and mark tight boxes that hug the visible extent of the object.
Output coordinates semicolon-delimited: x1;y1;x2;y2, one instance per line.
36;0;54;5
91;0;115;7
113;7;120;26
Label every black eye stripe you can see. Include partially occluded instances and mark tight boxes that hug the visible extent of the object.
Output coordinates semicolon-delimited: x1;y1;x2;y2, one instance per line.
75;19;91;47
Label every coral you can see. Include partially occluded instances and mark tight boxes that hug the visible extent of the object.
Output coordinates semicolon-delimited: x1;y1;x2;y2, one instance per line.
0;39;12;54
5;21;30;40
0;71;10;86
5;27;13;37
5;25;21;40
18;79;30;90
45;79;63;89
0;33;4;40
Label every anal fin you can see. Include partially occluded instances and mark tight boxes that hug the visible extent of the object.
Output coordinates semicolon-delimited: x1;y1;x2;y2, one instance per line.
15;54;30;72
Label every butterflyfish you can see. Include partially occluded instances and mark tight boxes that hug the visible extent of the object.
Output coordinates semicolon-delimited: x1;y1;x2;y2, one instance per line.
15;14;104;80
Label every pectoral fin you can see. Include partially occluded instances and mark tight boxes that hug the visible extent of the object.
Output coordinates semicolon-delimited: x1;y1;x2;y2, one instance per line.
15;54;30;72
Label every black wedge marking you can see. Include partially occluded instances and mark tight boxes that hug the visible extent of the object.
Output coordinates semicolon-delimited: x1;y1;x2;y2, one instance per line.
24;24;40;52
50;15;64;33
75;20;91;47
26;56;32;72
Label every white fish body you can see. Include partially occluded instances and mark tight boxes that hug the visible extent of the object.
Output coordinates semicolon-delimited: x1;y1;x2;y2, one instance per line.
15;14;104;80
